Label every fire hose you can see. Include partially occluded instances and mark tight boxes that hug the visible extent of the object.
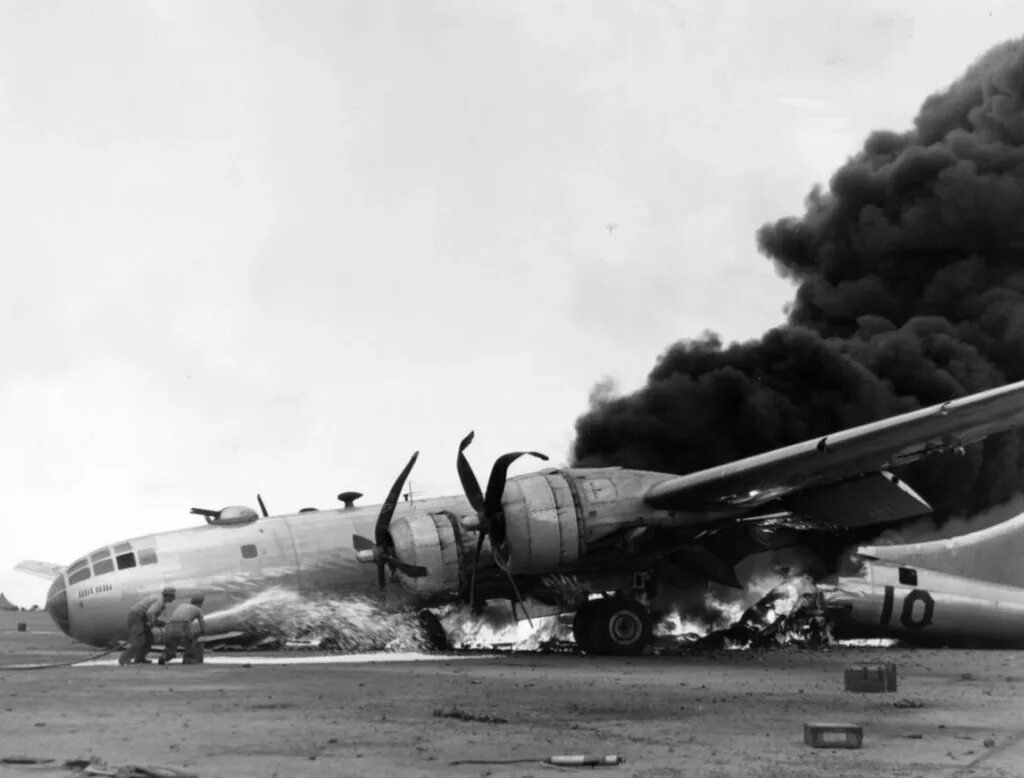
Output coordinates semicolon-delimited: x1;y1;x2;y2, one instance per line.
0;643;125;671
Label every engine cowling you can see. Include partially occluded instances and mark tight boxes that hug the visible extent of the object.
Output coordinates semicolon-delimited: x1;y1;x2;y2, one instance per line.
386;510;472;599
498;468;678;574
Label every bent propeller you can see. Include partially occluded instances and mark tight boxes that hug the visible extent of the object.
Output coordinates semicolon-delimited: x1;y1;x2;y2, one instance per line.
457;430;547;612
352;451;429;590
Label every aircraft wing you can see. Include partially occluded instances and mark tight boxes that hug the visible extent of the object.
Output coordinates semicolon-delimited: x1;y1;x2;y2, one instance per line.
14;560;65;580
645;378;1024;517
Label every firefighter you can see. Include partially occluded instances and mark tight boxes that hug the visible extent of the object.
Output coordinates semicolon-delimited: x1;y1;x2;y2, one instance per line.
158;593;206;665
118;586;176;665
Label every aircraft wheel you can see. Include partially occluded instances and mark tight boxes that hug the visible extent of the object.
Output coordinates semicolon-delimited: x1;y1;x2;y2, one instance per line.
417;609;450;651
590;598;652;656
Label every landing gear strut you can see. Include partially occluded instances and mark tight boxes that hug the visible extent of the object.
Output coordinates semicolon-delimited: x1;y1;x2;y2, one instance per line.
572;597;653;656
418;610;450;651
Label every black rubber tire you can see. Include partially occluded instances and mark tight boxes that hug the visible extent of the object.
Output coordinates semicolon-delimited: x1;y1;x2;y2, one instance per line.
589;598;652;656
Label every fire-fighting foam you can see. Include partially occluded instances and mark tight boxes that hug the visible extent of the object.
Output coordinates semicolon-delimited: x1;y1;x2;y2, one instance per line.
203;588;430;652
201;588;566;653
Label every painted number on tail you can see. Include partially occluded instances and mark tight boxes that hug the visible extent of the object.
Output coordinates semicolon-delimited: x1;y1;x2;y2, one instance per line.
880;586;934;630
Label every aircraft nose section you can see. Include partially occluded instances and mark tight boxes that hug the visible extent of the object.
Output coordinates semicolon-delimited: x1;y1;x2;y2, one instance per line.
45;575;71;637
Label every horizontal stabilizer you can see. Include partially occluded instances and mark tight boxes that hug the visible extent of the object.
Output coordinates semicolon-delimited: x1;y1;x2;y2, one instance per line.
14;560;65;580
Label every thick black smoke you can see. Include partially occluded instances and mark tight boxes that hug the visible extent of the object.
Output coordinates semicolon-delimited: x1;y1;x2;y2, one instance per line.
573;39;1024;520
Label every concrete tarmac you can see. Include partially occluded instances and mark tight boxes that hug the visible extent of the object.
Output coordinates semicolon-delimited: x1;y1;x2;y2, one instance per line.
2;613;1024;778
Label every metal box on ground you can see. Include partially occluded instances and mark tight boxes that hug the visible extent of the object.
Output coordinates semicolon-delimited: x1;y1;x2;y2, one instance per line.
804;722;864;749
844;662;897;692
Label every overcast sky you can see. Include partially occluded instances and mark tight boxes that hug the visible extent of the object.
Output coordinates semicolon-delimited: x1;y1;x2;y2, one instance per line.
3;1;1023;608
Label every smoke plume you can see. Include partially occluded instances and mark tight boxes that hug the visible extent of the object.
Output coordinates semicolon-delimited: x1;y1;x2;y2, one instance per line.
573;39;1024;521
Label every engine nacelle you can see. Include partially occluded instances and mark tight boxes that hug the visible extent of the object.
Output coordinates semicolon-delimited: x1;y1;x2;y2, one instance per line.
499;468;678;574
387;510;470;599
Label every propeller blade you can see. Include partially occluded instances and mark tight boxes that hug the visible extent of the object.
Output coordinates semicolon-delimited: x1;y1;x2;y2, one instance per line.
375;451;419;547
468;530;487;606
502;567;533;627
457;431;484;514
483;451;549;515
482;451;548;545
392;559;429;578
352;534;375;552
257;494;269;517
376;561;386;591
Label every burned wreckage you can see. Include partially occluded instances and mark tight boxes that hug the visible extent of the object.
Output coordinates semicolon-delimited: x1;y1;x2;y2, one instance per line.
28;380;1024;655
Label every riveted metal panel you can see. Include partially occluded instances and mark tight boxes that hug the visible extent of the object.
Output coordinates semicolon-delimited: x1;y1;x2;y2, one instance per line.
390;513;449;596
521;475;560;567
545;472;580;565
431;512;462;589
501;473;583;574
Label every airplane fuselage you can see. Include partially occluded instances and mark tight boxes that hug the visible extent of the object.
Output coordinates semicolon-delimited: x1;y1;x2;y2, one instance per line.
823;561;1024;647
47;496;475;647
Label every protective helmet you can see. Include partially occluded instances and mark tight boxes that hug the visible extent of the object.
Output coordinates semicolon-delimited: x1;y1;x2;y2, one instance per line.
190;593;205;605
161;586;177;598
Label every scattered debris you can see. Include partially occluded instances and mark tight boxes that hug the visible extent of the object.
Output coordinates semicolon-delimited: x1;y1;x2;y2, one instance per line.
905;734;923;739
547;755;623;767
450;754;623;767
984;738;997;748
0;755;197;778
894;698;924;708
433;705;508;724
658;578;832;653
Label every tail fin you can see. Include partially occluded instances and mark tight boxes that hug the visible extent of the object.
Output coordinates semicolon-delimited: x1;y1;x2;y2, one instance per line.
14;560;64;580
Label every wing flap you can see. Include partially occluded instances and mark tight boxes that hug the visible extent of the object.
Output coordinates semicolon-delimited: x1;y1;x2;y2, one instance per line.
645;378;1024;511
777;471;932;529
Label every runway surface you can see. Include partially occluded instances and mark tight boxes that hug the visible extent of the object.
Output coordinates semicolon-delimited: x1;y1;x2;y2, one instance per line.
3;614;1024;777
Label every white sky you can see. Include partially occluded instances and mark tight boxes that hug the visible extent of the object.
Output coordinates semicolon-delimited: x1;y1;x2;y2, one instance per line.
2;0;1023;608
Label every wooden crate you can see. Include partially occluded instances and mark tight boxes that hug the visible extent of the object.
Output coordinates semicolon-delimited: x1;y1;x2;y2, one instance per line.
844;662;897;692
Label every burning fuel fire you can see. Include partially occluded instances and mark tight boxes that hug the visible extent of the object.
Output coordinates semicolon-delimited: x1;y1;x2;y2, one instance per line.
653;572;828;651
436;602;568;650
199;572;831;655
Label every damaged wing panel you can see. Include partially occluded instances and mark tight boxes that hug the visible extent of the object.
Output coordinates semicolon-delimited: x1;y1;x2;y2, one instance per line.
644;377;1024;512
777;471;932;530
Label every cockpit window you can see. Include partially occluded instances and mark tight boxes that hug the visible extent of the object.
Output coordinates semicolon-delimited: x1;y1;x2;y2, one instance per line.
68;566;91;584
92;559;115;576
113;542;132;554
136;548;158;566
89;548;111;563
67;558;88;575
116;552;137;570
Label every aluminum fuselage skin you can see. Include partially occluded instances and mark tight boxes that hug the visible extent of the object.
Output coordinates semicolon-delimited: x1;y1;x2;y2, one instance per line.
52;496;473;647
824;561;1024;647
